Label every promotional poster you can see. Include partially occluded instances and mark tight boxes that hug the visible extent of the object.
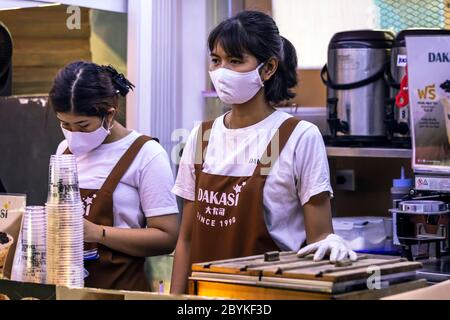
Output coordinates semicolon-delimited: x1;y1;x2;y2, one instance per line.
407;35;450;173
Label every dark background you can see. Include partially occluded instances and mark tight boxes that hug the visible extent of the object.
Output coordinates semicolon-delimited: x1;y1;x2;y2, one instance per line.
0;95;63;205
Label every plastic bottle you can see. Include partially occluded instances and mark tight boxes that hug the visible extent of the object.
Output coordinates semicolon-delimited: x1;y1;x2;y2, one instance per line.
391;167;414;208
389;167;414;250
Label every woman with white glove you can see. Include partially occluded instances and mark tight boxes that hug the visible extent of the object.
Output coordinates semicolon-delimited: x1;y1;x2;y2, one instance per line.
171;11;357;294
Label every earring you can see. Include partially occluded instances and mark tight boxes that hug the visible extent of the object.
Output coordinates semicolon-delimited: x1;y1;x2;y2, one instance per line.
107;118;115;132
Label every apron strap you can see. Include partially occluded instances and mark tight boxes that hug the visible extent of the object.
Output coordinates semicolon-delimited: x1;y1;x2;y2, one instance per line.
254;117;301;176
194;120;214;176
101;135;154;194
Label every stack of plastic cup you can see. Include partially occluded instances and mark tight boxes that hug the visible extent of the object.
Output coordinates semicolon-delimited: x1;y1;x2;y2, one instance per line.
45;155;84;288
14;206;47;284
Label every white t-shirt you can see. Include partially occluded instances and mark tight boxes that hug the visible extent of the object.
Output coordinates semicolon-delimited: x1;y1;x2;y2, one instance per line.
172;111;333;251
56;130;179;228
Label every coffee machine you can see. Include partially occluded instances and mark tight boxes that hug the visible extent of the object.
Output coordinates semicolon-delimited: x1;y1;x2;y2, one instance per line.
390;174;450;283
391;195;450;261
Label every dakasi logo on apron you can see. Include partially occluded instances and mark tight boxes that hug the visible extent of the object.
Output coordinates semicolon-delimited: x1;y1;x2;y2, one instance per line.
82;194;98;217
196;181;247;228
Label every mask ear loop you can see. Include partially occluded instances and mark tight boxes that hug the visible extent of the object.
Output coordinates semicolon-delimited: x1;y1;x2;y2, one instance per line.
258;63;266;87
102;113;115;135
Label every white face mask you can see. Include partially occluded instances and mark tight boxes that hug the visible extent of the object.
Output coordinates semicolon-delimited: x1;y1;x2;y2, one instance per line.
209;63;265;105
61;118;113;156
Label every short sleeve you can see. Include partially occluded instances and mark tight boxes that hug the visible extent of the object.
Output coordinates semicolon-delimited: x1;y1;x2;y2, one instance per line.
56;140;68;155
294;124;334;206
138;144;179;217
171;125;200;201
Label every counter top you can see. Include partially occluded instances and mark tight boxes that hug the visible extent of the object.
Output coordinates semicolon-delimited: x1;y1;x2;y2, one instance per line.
416;256;450;283
0;279;210;301
384;279;450;300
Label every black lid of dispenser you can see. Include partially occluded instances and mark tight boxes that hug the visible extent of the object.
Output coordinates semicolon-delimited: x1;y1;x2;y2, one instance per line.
329;30;395;49
394;29;450;47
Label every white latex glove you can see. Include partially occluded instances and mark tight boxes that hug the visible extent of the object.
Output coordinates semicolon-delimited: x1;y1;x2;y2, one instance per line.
297;234;358;263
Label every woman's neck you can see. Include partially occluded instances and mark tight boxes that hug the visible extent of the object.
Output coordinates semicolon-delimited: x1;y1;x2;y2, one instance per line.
225;90;275;129
103;121;131;144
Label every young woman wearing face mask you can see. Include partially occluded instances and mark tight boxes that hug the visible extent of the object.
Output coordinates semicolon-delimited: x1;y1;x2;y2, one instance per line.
170;11;357;294
49;61;179;291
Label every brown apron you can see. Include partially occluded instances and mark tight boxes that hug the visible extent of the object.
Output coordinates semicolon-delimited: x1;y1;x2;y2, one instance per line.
65;135;152;291
191;117;301;264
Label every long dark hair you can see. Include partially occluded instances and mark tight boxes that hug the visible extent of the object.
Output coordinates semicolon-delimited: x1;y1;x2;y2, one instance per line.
208;11;298;105
49;61;134;117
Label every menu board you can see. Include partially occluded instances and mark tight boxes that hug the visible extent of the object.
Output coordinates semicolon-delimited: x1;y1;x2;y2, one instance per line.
407;36;450;173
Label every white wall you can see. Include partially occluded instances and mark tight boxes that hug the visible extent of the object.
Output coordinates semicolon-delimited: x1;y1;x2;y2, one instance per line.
180;0;208;132
126;0;209;166
272;0;378;69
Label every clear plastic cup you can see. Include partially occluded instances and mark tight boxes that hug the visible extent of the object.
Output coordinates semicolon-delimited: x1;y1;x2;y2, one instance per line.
47;156;81;205
12;206;48;284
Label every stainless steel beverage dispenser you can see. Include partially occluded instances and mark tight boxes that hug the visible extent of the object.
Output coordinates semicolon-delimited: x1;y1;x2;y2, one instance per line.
322;30;395;144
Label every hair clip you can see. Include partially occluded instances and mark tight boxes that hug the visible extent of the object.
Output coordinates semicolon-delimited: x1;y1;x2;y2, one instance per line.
100;65;135;97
